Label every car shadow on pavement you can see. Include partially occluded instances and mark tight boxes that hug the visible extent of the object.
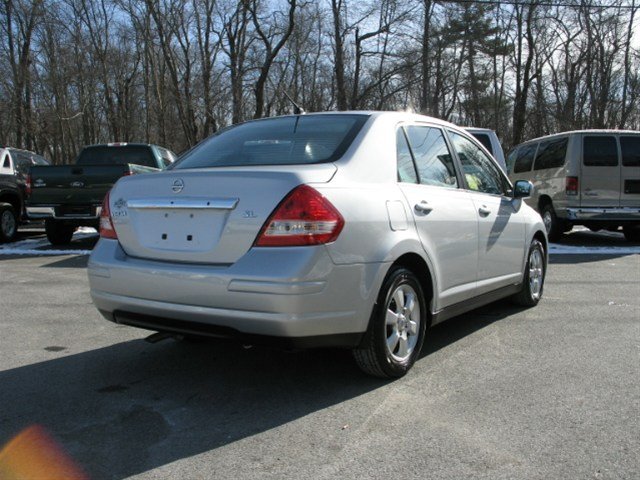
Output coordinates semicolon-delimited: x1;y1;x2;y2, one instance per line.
0;304;512;479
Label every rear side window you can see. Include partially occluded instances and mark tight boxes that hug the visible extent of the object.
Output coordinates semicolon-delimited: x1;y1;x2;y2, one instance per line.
583;136;618;167
405;126;458;188
172;114;368;169
534;138;567;170
514;143;537;173
396;129;418;183
77;146;156;168
620;136;640;167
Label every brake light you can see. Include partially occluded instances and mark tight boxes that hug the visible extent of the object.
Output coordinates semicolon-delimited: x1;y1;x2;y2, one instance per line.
255;185;344;247
25;174;32;197
566;176;579;196
99;191;118;239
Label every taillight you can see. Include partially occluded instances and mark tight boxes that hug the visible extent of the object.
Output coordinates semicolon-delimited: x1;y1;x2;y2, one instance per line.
99;191;118;239
255;185;344;247
25;174;32;197
566;176;579;196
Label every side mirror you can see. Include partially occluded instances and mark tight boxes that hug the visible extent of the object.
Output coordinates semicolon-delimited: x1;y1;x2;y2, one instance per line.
513;180;534;199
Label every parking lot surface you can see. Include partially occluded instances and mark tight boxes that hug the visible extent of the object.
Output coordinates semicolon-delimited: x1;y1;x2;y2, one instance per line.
0;227;639;479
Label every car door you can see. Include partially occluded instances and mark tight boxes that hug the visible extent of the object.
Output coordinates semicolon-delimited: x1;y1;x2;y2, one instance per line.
396;124;479;309
447;130;526;295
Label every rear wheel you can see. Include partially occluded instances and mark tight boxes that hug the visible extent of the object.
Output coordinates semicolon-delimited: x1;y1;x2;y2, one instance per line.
623;225;640;242
512;239;546;307
353;266;427;378
45;219;76;245
0;203;18;243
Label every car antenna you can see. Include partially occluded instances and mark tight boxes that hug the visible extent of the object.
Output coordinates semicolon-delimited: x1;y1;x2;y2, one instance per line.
283;91;306;115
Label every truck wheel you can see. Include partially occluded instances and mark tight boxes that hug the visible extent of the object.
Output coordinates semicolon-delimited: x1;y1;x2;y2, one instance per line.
45;220;76;245
540;204;565;242
623;225;640;242
352;266;427;378
0;203;18;243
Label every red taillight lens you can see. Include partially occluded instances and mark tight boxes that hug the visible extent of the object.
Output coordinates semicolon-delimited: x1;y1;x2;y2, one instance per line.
566;176;579;196
25;174;32;197
99;191;118;239
255;185;344;247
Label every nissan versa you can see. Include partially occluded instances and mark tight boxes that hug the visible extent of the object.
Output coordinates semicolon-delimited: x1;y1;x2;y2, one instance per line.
88;112;547;378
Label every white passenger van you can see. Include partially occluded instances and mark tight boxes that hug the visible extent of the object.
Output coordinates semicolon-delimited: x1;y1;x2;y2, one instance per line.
506;130;640;242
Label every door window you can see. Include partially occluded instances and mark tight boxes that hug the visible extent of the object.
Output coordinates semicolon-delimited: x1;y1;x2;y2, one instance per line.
449;131;505;195
620;136;640;167
396;128;418;183
533;137;568;170
583;136;618;167
405;126;458;188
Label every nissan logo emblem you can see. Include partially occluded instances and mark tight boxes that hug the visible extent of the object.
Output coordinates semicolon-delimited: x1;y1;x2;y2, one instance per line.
172;179;184;193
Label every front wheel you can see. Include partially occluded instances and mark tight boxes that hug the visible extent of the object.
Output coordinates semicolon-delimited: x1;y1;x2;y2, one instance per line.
512;239;546;307
540;204;568;242
353;267;427;378
0;203;18;243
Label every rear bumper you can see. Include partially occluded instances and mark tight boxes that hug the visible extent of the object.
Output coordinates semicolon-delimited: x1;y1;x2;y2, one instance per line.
564;207;640;222
88;239;386;345
26;205;101;220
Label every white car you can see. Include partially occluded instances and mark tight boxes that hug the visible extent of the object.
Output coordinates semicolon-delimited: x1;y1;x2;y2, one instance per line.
89;112;547;378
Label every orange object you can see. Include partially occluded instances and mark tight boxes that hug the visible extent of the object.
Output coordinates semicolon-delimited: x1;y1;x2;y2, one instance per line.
0;425;87;480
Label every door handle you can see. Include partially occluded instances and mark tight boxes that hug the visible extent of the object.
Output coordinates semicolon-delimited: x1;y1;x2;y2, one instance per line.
478;206;491;216
414;201;433;214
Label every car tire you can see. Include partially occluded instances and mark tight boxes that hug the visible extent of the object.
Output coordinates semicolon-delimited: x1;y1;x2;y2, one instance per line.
623;225;640;242
353;266;427;378
512;239;546;307
45;219;76;245
0;203;18;243
540;204;566;242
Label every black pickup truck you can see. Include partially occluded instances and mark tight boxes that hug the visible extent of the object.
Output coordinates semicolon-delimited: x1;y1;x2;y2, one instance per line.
27;143;175;245
0;147;50;242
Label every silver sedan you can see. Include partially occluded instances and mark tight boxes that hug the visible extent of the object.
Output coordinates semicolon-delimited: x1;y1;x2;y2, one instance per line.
88;111;547;378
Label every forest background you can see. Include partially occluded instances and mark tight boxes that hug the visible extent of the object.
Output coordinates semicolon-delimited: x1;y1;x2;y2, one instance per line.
1;0;638;163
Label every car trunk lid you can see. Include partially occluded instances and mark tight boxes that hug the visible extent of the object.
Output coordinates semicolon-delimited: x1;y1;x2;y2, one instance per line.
108;165;336;264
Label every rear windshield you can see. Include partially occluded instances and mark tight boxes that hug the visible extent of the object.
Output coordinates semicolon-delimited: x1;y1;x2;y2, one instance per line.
76;146;156;167
470;133;493;155
171;114;369;169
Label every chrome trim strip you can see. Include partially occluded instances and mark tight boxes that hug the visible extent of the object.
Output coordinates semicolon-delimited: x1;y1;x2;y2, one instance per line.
127;197;239;210
26;207;55;218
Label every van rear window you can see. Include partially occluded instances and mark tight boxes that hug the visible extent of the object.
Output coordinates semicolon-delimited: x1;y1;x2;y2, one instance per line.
172;114;369;169
583;136;618;167
621;136;640;167
534;138;567;170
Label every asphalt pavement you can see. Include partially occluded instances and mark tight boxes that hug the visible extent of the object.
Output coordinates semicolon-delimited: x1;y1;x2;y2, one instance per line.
0;228;638;479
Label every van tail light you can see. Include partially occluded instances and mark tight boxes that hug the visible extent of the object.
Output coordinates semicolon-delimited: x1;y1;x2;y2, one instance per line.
99;190;118;239
566;176;579;196
255;185;344;247
25;174;32;197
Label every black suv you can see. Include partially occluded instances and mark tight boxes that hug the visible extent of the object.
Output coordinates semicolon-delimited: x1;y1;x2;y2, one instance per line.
0;147;50;242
